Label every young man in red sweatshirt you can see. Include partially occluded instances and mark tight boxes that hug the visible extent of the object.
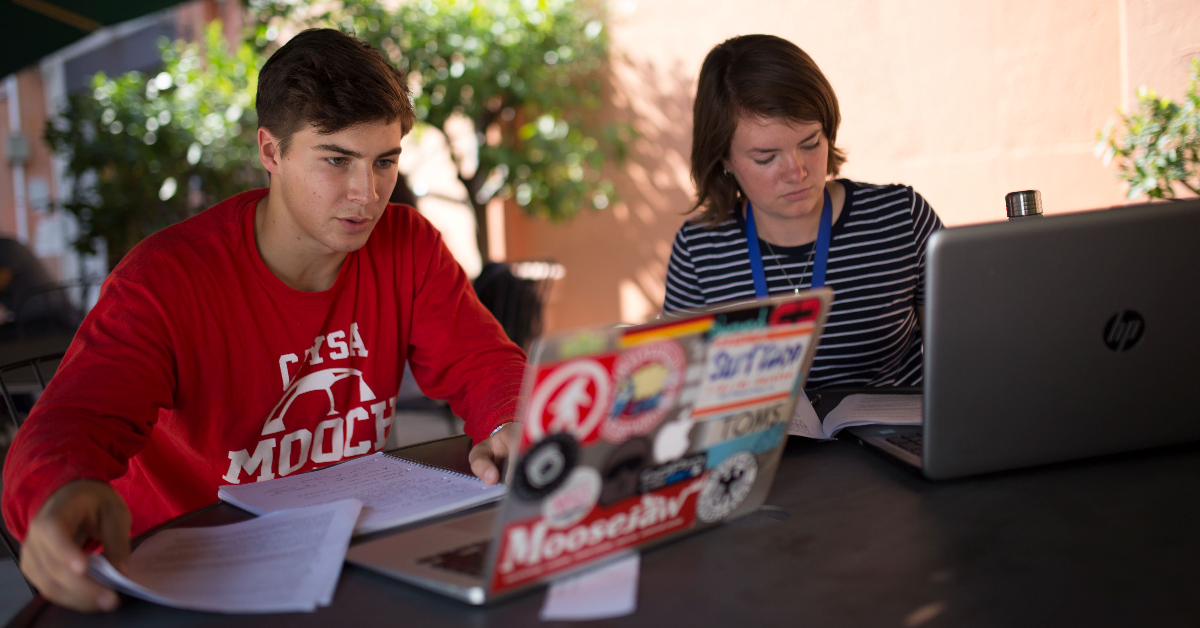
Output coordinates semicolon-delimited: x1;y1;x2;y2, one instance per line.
2;29;526;612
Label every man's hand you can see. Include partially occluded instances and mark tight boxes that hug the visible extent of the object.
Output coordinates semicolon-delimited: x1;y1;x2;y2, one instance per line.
20;480;131;612
468;422;520;485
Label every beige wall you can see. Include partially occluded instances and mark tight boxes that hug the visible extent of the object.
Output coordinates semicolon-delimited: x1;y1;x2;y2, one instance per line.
1;69;60;275
507;0;1200;333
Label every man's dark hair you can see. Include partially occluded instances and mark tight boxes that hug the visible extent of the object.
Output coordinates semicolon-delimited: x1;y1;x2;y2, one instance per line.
256;29;415;154
690;34;846;226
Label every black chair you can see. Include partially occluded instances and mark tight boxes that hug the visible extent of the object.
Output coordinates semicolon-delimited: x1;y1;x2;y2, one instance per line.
10;278;96;340
472;261;559;351
1;353;64;596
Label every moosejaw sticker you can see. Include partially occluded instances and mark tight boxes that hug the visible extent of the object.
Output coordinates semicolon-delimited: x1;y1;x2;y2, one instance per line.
692;324;813;419
523;355;617;447
491;476;704;592
602;340;687;443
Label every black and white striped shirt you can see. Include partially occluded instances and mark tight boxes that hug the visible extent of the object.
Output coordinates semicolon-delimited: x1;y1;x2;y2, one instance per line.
663;180;943;388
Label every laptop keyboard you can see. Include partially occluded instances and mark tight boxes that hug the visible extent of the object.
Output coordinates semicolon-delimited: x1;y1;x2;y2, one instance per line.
417;540;492;577
885;432;923;455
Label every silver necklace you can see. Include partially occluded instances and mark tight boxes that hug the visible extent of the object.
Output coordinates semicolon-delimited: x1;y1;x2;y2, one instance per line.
763;239;815;295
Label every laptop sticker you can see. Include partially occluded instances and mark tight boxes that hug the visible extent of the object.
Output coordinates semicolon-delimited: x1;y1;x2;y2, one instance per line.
704;424;787;469
692;400;790;450
652;412;693;463
602;340;686;443
559;330;609;358
542;467;602;529
618;315;714;348
493;475;704;593
769;298;822;326
599;437;653;506
692;323;814;419
524;355;617;447
697;450;758;523
638;452;707;493
514;433;579;500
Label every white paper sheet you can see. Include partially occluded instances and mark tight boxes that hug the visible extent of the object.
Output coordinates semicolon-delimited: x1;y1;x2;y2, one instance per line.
786;390;826;439
89;499;361;613
821;394;923;437
539;552;640;621
219;452;507;535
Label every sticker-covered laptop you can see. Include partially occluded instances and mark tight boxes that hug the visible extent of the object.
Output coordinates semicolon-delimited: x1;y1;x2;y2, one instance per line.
346;289;832;604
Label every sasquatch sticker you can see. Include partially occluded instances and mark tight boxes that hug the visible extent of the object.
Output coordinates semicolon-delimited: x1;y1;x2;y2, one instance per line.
524;356;616;447
602;340;687;443
697;450;758;523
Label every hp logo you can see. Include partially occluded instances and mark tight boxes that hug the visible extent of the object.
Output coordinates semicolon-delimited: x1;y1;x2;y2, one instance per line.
1104;311;1145;352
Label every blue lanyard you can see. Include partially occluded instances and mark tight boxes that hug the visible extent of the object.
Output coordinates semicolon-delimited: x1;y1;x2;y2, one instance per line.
745;187;833;299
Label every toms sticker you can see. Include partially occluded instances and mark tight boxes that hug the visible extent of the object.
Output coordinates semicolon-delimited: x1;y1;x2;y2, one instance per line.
601;340;687;443
697;450;758;523
524;356;616;446
542;467;602;529
693;401;790;449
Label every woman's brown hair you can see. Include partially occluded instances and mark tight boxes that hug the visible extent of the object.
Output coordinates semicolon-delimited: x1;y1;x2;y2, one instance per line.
690;34;846;225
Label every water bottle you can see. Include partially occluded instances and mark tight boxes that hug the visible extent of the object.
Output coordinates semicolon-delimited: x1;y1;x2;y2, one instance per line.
1006;190;1043;220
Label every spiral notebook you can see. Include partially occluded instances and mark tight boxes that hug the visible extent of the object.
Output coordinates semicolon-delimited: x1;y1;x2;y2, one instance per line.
218;452;508;535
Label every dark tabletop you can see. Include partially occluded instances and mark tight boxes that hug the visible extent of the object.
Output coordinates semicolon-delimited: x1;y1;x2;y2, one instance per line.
11;390;1200;627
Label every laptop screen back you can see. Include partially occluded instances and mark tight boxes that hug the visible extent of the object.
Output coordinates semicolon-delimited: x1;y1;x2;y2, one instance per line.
923;199;1200;479
486;291;832;593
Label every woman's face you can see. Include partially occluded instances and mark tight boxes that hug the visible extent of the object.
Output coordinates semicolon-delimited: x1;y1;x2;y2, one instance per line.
723;116;828;232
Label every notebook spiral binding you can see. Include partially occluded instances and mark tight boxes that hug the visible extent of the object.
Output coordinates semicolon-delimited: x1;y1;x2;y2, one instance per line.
383;452;482;482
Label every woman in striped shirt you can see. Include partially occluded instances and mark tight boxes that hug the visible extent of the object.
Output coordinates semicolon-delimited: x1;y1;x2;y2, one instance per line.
663;35;943;388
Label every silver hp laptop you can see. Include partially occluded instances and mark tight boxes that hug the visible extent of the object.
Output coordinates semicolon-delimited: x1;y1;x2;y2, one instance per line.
347;290;832;603
851;199;1200;479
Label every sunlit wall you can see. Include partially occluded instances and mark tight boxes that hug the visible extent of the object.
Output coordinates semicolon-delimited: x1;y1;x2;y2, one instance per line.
505;0;1200;330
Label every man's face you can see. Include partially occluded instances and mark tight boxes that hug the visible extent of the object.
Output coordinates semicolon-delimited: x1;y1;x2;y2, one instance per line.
261;120;404;256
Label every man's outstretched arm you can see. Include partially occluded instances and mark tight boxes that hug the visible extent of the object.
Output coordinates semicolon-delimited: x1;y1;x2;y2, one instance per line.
20;480;131;612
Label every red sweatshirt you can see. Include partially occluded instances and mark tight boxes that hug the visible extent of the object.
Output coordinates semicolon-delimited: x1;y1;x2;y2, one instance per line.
2;189;526;539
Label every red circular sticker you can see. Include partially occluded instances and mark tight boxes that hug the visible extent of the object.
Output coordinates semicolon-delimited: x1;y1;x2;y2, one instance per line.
527;359;613;445
601;340;687;443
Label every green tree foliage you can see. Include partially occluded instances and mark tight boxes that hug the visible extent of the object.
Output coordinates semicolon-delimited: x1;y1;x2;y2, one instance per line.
251;0;631;260
1097;59;1200;200
45;22;264;269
